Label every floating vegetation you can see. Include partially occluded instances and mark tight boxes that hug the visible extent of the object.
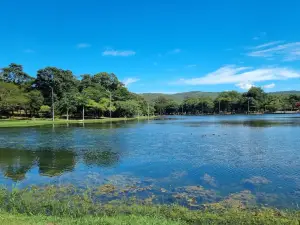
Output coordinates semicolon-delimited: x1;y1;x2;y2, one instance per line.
170;171;188;179
98;184;117;194
242;176;271;186
105;174;142;187
201;173;217;187
175;185;218;203
205;190;256;210
160;188;168;193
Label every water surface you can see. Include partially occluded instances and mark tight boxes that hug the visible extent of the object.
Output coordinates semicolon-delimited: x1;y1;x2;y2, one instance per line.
1;115;300;208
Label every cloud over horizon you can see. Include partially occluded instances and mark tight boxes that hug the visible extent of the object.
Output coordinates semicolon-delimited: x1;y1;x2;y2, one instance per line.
174;65;300;89
123;78;140;86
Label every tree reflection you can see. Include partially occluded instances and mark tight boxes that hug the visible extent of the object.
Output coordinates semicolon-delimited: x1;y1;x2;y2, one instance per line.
0;148;36;181
37;149;76;177
83;150;119;167
0;145;121;181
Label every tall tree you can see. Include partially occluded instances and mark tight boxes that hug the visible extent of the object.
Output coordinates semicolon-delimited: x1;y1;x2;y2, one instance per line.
0;63;33;85
92;72;121;91
35;67;77;104
27;90;44;116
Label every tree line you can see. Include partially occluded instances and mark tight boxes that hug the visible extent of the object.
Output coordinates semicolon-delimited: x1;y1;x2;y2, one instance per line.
1;63;300;119
153;88;300;115
0;63;155;119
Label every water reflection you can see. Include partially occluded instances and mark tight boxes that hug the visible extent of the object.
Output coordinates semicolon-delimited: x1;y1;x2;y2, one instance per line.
37;149;76;177
83;150;120;167
0;148;35;181
0;147;120;180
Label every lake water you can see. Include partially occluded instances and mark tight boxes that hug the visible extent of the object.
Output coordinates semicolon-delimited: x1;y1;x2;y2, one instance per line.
1;115;300;209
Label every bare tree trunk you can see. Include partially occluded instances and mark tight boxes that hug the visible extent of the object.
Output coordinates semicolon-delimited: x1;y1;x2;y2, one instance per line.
82;106;85;121
66;108;69;121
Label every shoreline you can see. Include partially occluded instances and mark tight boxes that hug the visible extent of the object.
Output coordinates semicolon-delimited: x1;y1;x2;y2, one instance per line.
0;185;299;224
0;116;156;128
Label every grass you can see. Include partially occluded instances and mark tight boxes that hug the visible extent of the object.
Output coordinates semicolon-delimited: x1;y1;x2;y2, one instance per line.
0;186;300;224
0;116;155;128
0;211;184;225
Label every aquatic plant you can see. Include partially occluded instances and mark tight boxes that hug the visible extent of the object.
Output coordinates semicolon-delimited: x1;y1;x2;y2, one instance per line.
202;173;218;187
242;176;271;186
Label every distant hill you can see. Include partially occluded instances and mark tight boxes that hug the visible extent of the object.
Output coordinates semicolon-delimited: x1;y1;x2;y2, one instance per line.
141;91;300;103
269;91;300;95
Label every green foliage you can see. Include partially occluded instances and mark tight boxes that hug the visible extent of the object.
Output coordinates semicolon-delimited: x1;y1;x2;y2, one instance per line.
115;100;140;117
39;105;51;117
35;67;78;105
153;88;300;115
27;90;44;116
0;82;29;114
0;63;33;85
92;72;122;91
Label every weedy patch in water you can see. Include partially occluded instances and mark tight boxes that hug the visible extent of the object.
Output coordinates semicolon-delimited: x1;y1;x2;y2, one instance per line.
204;190;256;210
97;184;117;194
242;176;271;186
201;173;218;187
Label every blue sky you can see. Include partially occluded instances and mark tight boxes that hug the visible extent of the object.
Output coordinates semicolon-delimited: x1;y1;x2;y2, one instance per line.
1;0;300;93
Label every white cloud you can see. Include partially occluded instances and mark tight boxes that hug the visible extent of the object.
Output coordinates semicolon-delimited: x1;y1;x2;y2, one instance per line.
262;83;275;89
77;43;91;48
168;48;181;54
24;49;34;53
175;65;300;88
186;64;197;68
236;82;255;90
247;41;300;61
251;41;284;50
123;78;140;86
102;49;136;56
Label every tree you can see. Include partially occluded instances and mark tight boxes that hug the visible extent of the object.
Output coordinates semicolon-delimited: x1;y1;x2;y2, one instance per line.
79;74;93;91
92;72;121;91
154;96;170;115
165;100;179;114
245;87;266;112
0;82;29;116
114;100;140;117
35;67;77;104
75;91;89;121
0;63;33;85
27;90;44;116
58;92;78;120
39;105;51;117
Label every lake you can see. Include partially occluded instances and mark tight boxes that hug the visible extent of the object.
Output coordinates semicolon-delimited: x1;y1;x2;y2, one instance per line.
1;115;300;209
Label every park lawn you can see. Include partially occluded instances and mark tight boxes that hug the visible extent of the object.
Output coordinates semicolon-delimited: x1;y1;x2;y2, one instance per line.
0;209;299;225
0;212;184;225
0;116;155;128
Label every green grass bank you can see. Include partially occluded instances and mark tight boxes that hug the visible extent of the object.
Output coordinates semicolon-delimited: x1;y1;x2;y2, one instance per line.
0;186;300;224
0;116;155;128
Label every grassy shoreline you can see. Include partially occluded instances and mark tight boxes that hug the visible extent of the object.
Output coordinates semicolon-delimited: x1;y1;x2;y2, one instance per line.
0;186;300;224
0;116;156;128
